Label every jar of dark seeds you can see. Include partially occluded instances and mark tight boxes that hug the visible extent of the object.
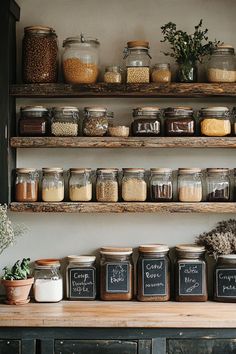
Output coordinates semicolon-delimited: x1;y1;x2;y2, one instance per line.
96;168;119;202
22;26;58;83
51;106;79;137
83;107;109;137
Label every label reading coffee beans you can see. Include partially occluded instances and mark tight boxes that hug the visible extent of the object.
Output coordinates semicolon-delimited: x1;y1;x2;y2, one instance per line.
142;259;166;296
216;269;236;298
69;268;96;299
179;262;203;295
106;263;129;293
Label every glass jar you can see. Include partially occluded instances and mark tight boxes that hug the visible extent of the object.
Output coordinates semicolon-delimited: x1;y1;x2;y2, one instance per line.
22;26;58;83
214;255;236;302
132;107;162;137
137;244;170;302
175;244;208;302
151;63;171;83
66;255;96;300
96;169;119;202
42;168;64;202
83;107;108;137
104;66;122;83
206;168;230;202
100;247;134;301
164;107;195;136
69;168;92;202
200;107;231;137
178;168;202;202
207;45;236;83
124;41;151;83
122;168;147;202
19;106;49;137
15;168;39;202
150;168;173;202
33;259;63;303
51;107;79;137
62;34;100;84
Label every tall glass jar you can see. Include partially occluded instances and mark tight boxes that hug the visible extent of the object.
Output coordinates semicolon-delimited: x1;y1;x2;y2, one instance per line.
200;107;231;137
69;168;92;202
22;26;58;83
207;45;236;83
132;107;162;137
151;63;171;83
62;34;100;84
83;107;108;137
214;255;236;302
33;259;63;303
150;168;173;202
137;244;170;302
175;244;208;302
51;107;79;137
164;107;195;136
15;168;39;202
19;106;50;137
206;168;230;202
122;168;147;202
100;247;134;301
104;66;122;83
42;168;64;202
178;168;202;202
96;169;119;202
124;41;151;83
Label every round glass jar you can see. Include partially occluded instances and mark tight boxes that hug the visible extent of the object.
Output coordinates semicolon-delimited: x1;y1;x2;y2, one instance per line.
124;41;151;83
100;247;134;301
83;107;108;137
214;255;236;302
66;255;96;300
200;107;231;137
42;168;64;202
151;63;171;83
62;34;100;84
122;168;147;202
206;168;230;202
104;66;122;83
19;106;49;137
69;168;92;202
96;169;119;202
33;259;63;303
51;107;79;137
132;107;162;137
178;168;202;202
164;107;195;136
15;168;39;202
150;168;173;202
137;244;170;302
207;45;236;83
175;244;208;302
22;26;58;83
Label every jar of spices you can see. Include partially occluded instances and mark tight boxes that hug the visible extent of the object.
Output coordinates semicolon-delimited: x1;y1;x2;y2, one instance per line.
200;107;231;137
132;107;162;137
62;34;99;84
137;244;170;302
150;168;173;202
100;247;134;301
51;107;79;137
33;259;63;303
19;106;50;137
42;168;64;202
15;168;39;202
207;45;236;83
164;107;195;136
151;63;171;83
83;107;109;137
66;255;96;300
206;168;230;202
104;66;122;83
122;168;147;202
175;244;208;302
178;168;202;202
69;168;92;202
96;169;119;202
124;41;151;83
214;255;236;302
22;26;58;83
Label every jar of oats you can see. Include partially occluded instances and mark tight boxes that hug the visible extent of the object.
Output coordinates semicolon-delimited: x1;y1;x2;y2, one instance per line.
51;107;79;137
69;168;92;202
122;168;147;202
104;66;122;83
151;63;171;83
96;168;119;202
207;45;236;83
200;107;231;137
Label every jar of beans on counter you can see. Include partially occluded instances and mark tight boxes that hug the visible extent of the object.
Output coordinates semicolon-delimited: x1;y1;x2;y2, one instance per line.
150;168;173;202
214;255;236;302
124;41;151;83
178;168;202;202
19;106;50;137
96;168;119;202
164;107;195;136
69;168;92;202
51;107;79;137
200;107;231;137
104;65;122;83
42;168;64;202
83;107;109;137
206;168;230;202
122;168;147;202
132;107;162;137
151;63;171;83
15;168;39;202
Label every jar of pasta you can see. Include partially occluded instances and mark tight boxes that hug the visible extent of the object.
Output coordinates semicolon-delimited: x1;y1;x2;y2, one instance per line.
206;168;230;202
96;168;119;202
124;41;151;83
207;45;236;83
151;63;171;83
178;168;203;202
69;168;92;202
122;168;147;202
200;107;231;137
83;107;109;136
42;168;64;202
15;168;39;202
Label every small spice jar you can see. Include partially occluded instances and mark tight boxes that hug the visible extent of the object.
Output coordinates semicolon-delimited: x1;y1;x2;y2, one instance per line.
104;66;122;83
164;107;195;136
124;41;151;83
137;244;170;302
175;244;208;302
214;255;236;302
22;26;58;83
66;255;96;300
51;107;79;137
83;107;109;137
122;168;147;202
69;168;92;202
150;168;173;202
15;168;39;202
200;107;231;137
96;169;119;202
100;247;134;301
151;63;171;83
207;45;236;83
132;107;162;137
18;106;50;137
206;168;230;202
33;259;63;303
42;168;64;202
178;168;202;202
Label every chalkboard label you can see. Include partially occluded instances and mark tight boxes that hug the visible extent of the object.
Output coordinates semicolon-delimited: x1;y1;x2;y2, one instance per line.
142;258;167;296
216;268;236;298
106;262;129;293
69;268;96;299
179;262;203;296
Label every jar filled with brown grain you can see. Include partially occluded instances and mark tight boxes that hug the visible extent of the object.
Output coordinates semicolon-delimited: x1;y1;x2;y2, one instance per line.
124;41;151;83
69;168;92;202
104;66;122;83
122;168;147;201
15;168;39;202
83;107;109;136
151;63;171;83
19;106;50;137
96;168;119;202
132;107;162;137
51;107;79;137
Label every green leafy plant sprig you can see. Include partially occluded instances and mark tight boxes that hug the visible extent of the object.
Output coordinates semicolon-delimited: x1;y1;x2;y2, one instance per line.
2;258;31;280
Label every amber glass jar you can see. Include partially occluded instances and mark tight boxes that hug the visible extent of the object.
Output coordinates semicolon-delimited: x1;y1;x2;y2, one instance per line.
19;106;50;137
137;244;170;302
214;255;236;302
15;168;39;202
164;107;195;136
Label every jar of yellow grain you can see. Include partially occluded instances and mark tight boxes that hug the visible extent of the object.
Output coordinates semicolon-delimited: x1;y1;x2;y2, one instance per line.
62;34;100;84
200;107;231;137
151;63;171;83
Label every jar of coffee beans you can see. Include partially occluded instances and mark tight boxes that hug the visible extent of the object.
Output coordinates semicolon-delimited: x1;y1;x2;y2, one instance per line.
51;107;79;137
83;107;109;136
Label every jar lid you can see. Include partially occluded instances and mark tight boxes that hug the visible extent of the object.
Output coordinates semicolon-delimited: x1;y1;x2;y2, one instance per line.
53;106;79;113
63;33;100;47
150;168;172;174
16;168;37;174
207;168;229;173
153;63;170;69
178;168;202;174
97;168;118;174
35;258;61;267
127;40;149;49
67;255;96;263
164;107;193;117
100;247;133;255
133;107;161;116
105;65;121;71
24;26;56;35
213;45;235;54
139;244;169;253
200;107;229;115
42;167;63;173
21;106;48;113
176;244;205;252
70;168;91;173
123;168;145;173
84;107;107;113
218;254;236;261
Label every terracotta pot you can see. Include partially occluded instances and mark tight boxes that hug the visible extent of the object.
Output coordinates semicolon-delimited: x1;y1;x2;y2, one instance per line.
1;277;34;305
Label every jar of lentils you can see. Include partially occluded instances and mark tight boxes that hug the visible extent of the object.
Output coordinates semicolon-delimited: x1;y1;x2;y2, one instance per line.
124;41;151;83
122;168;147;202
206;168;230;202
69;168;92;202
132;107;162;137
15;168;39;202
178;168;203;202
200;107;231;137
150;168;173;202
207;45;236;83
19;106;50;137
51;107;79;137
104;66;122;83
164;107;195;136
83;107;109;136
96;168;119;202
42;168;64;202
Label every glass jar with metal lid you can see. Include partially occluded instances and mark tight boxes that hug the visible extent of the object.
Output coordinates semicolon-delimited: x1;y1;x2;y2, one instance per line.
151;63;171;83
124;41;151;83
96;168;119;202
66;255;97;300
132;107;162;137
104;66;122;83
22;26;58;83
214;255;236;302
164;107;195;136
51;107;79;137
69;168;92;202
150;168;173;202
175;244;208;302
122;168;147;202
100;247;134;301
200;107;231;137
62;33;100;84
206;168;230;202
33;259;63;303
15;168;39;202
207;45;236;83
137;244;170;302
83;107;109;137
19;106;50;137
178;168;203;202
42;168;64;202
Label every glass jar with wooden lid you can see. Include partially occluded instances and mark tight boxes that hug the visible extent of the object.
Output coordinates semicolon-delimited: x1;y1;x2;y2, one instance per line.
51;107;79;137
104;65;122;83
214;255;236;302
200;107;231;137
150;168;173;202
15;168;39;202
132;107;162;137
122;168;147;202
96;168;119;202
83;107;109;137
69;168;92;202
206;168;230;202
42;168;64;202
207;45;236;83
19;106;50;137
164;107;195;136
177;168;203;202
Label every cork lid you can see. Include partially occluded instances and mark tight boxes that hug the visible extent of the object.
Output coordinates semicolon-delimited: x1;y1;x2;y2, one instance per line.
127;40;149;48
16;168;37;174
123;168;145;173
53;106;79;113
84;107;107;112
21;106;48;112
139;244;169;253
35;258;60;267
100;247;133;255
67;255;96;263
214;45;234;54
207;168;229;173
70;168;91;173
178;168;202;174
150;168;172;174
42;167;63;173
176;244;205;252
